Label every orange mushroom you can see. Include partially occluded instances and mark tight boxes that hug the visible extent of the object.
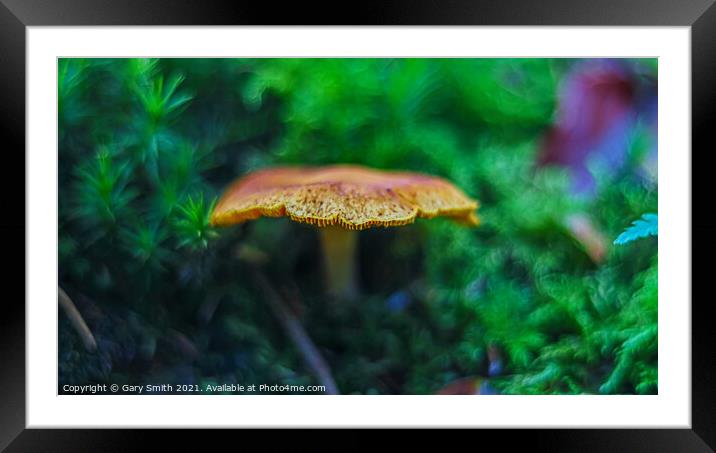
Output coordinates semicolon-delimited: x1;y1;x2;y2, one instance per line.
211;164;479;299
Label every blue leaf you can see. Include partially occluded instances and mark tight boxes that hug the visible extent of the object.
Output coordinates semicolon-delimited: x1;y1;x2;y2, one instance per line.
614;213;658;245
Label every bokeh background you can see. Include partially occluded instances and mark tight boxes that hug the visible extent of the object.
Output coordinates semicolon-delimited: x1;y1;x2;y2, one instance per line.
58;58;657;395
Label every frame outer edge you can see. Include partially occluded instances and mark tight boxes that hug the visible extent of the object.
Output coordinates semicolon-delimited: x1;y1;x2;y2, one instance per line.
691;0;716;450
0;1;27;452
0;0;714;25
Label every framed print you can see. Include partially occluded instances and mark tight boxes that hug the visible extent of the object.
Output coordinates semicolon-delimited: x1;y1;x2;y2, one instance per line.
1;0;713;450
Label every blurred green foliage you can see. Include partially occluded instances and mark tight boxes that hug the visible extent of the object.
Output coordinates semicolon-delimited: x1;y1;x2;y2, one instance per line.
59;58;657;395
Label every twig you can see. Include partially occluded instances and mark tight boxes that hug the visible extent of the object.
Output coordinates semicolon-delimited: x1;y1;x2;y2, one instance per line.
58;287;98;352
252;271;340;395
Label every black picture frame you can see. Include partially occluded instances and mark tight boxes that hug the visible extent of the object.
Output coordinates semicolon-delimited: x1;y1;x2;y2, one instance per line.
1;0;713;450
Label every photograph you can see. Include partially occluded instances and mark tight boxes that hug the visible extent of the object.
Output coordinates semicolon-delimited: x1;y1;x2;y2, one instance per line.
0;0;708;444
57;57;658;396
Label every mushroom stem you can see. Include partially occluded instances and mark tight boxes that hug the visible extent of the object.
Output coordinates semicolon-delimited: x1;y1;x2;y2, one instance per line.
318;226;358;300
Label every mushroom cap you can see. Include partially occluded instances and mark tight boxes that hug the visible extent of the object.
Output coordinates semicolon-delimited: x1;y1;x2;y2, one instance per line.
211;165;479;231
